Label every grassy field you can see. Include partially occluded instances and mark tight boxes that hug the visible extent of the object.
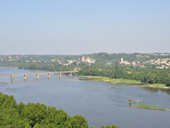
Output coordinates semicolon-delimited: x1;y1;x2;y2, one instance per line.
133;104;168;111
142;84;170;89
80;76;142;84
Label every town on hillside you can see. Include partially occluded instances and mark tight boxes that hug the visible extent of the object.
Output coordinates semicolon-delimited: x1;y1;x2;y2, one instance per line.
0;53;170;69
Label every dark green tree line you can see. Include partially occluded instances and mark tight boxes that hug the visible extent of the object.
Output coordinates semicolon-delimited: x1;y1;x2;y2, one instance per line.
79;65;170;86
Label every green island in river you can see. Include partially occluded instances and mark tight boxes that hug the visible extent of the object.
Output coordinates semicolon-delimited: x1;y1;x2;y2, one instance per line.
110;86;122;88
133;105;170;111
129;98;144;104
80;76;170;89
0;82;6;84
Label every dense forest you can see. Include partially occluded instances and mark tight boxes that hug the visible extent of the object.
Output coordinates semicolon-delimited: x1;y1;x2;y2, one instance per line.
0;93;119;128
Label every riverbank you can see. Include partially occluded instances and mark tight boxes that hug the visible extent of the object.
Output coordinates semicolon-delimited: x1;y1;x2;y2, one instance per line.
79;76;170;89
80;76;142;84
141;84;170;89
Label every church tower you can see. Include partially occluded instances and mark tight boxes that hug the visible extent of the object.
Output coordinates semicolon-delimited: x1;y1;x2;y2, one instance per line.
121;57;123;62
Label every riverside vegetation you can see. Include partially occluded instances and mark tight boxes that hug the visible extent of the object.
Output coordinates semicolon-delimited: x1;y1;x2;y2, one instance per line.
80;76;142;85
79;65;170;89
142;84;170;89
0;92;119;128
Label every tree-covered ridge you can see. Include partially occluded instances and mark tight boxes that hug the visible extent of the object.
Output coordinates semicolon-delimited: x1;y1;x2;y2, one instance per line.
1;53;170;70
0;93;119;128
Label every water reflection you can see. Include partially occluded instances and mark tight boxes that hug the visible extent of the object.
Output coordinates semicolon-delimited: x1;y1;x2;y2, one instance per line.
142;87;170;95
160;89;170;95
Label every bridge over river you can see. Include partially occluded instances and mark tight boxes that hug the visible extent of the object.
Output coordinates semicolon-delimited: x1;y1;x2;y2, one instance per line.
0;71;78;80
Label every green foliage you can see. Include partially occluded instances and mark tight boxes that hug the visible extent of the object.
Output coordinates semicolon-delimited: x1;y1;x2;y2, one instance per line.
165;76;170;86
0;93;119;128
0;92;88;128
111;125;120;128
105;125;110;128
79;65;170;86
69;115;88;128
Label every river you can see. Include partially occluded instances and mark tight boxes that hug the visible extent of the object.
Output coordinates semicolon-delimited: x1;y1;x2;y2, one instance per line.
0;67;170;128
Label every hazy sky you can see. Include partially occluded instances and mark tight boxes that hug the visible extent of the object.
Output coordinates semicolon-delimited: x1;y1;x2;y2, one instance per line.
0;0;170;55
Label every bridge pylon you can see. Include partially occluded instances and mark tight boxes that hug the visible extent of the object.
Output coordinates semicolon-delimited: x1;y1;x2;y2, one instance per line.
69;72;72;77
10;75;14;80
36;74;39;79
24;74;26;80
59;72;61;79
48;73;50;78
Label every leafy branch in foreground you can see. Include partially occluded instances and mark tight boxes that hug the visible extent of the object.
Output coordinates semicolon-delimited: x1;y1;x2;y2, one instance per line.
0;92;120;128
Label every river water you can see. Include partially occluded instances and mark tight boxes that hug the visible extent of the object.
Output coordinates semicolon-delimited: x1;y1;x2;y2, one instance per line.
0;67;170;128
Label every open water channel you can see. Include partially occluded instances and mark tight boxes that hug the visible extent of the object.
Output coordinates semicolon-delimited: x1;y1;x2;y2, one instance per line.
0;67;170;128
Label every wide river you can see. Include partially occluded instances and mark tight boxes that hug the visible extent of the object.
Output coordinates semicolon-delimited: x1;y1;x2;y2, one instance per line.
0;67;170;128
